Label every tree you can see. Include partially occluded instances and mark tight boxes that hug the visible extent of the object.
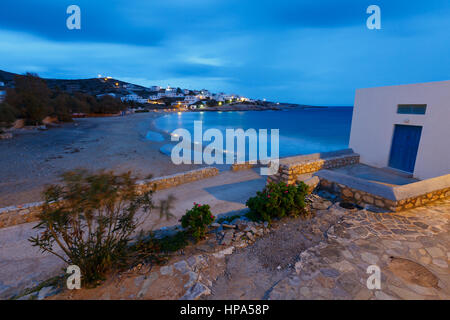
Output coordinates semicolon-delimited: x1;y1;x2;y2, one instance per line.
8;73;51;125
0;102;18;126
29;169;173;286
73;92;97;113
5;72;129;123
94;95;126;114
49;94;74;122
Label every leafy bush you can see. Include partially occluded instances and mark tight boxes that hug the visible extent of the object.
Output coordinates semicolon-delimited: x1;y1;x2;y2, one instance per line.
180;203;215;242
29;169;172;286
0;102;18;126
246;181;309;223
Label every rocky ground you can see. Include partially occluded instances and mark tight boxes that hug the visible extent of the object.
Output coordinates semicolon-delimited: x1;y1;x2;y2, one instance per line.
18;195;449;300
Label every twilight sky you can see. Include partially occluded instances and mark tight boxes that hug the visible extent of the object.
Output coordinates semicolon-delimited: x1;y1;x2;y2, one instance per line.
0;0;449;105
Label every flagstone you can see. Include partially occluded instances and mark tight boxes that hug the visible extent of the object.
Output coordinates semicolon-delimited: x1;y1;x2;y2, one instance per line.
426;247;444;258
432;259;448;269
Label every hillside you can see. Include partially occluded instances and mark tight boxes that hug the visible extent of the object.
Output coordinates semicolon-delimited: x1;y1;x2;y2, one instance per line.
0;70;150;97
0;70;16;82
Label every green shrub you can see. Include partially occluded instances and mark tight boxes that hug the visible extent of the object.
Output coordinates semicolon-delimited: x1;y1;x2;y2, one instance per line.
246;181;309;224
0;102;18;126
29;169;172;287
180;203;215;242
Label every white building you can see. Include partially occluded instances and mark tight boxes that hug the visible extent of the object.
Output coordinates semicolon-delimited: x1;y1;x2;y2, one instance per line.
200;89;211;97
121;93;140;101
165;92;184;98
184;95;199;104
150;86;161;92
236;96;250;102
349;80;450;180
0;81;5;103
96;93;116;98
212;93;225;101
222;94;236;101
121;93;148;104
123;84;138;90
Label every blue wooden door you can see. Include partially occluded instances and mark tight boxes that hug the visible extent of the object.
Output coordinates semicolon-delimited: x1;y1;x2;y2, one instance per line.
389;125;422;173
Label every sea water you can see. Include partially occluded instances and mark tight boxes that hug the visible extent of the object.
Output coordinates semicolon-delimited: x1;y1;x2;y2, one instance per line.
153;107;352;159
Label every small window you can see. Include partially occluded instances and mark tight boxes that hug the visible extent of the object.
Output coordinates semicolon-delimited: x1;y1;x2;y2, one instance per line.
397;104;427;115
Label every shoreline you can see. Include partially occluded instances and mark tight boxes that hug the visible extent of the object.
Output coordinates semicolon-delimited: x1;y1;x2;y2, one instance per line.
0;112;202;207
0;107;350;208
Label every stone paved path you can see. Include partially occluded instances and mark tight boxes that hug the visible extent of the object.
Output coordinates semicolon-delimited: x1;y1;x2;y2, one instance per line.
267;198;450;300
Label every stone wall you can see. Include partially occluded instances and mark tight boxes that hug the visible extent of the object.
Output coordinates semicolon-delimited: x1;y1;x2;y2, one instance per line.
0;167;219;229
0;202;44;229
267;149;360;185
137;167;219;192
230;163;256;172
317;171;450;212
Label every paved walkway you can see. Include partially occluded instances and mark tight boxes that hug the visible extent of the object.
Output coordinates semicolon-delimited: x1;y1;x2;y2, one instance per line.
267;198;450;300
0;169;265;299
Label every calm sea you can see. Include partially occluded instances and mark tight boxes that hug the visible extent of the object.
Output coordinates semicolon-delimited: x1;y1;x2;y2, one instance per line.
153;107;353;159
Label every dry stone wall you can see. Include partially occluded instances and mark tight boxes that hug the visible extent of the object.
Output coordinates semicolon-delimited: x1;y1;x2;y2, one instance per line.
318;175;450;212
230;163;256;172
267;149;360;185
136;167;219;192
0;167;219;229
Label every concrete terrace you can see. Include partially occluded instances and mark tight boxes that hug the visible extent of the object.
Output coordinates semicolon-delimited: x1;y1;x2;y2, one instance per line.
330;163;419;187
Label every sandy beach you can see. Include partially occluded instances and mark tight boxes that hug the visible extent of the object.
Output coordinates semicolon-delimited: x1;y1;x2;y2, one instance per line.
0;113;202;208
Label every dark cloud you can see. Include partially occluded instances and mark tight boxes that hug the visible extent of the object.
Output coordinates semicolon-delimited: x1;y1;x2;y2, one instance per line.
1;0;448;45
0;0;449;104
0;1;164;46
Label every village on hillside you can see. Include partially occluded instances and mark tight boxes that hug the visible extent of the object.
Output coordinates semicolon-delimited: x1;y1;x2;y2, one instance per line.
0;70;263;114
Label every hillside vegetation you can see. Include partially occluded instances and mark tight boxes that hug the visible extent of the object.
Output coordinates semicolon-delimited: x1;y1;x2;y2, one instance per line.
0;73;128;127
